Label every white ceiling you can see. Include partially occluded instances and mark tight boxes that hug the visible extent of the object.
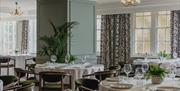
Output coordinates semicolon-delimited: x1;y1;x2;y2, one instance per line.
96;0;180;4
0;0;180;17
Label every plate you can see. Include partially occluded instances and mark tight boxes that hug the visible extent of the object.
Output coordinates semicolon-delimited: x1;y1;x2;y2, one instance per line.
106;78;118;82
110;84;133;89
157;86;180;91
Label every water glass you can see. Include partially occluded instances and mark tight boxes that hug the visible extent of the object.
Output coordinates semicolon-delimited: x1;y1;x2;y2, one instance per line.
142;63;149;73
124;64;132;78
50;55;57;64
135;67;144;79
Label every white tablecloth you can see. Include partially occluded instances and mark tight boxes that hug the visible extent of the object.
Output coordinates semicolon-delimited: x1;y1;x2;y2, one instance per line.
35;63;104;89
99;78;180;91
133;58;180;66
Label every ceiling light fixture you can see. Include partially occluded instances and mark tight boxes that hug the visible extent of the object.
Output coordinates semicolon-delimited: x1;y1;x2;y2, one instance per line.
121;0;141;6
10;2;23;16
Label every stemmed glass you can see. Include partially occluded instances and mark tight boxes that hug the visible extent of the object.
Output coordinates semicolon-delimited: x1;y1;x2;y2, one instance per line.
124;64;132;78
50;55;57;64
169;64;177;80
135;67;144;79
142;63;149;73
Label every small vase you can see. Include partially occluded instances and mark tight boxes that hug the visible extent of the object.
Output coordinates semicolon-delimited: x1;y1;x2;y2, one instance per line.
151;76;163;84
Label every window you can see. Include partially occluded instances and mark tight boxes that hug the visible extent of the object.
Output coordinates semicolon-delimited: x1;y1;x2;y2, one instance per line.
132;11;171;56
134;12;151;54
0;21;16;55
0;20;37;55
157;11;171;53
96;15;101;54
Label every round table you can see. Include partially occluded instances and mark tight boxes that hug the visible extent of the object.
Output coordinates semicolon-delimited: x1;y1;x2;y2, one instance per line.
99;78;180;91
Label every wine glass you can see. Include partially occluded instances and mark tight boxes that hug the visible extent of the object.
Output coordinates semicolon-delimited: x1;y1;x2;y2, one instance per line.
124;64;132;78
50;55;57;64
135;67;144;79
142;63;149;73
169;64;177;80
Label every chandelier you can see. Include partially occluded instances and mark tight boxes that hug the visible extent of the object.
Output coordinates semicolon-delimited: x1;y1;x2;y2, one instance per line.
121;0;141;6
10;2;23;16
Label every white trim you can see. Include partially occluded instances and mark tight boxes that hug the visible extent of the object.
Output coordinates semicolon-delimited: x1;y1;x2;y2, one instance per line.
97;3;180;15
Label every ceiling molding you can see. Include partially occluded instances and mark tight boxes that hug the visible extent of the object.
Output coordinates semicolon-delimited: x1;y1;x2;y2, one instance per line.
97;1;180;15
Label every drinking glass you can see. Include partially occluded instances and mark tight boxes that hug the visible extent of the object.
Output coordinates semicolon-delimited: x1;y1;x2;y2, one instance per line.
50;55;57;64
124;64;132;78
135;67;144;79
169;64;177;80
142;63;149;73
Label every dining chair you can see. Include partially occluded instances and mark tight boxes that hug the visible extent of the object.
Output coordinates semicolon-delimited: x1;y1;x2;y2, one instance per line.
14;68;38;86
25;57;36;79
0;75;18;90
39;71;72;91
14;68;27;83
0;57;16;75
75;78;99;91
83;70;116;81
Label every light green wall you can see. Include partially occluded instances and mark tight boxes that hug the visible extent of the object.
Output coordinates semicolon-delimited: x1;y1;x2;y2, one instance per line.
37;0;96;62
37;0;67;56
69;0;96;55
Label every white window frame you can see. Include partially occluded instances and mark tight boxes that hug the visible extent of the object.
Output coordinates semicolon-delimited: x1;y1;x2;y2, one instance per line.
131;11;171;57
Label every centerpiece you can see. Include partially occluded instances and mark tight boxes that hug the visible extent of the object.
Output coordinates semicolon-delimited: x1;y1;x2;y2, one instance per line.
158;51;171;60
145;65;167;84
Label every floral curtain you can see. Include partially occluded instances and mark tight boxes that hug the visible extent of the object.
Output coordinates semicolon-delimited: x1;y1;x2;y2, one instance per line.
171;10;180;58
21;20;29;54
99;14;131;68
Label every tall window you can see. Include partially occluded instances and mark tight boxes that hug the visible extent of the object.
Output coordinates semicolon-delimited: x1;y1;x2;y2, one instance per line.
134;12;151;54
0;20;37;55
0;21;17;55
157;11;171;53
132;11;171;56
96;15;101;54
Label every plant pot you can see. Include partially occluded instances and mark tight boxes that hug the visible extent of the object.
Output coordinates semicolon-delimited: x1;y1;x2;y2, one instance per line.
151;76;163;84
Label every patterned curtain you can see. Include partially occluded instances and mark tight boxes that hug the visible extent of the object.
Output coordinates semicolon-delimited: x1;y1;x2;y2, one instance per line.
171;10;180;58
21;20;29;54
99;14;131;68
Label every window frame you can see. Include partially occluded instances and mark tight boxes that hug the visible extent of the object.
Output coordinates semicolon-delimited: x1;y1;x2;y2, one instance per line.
131;11;171;57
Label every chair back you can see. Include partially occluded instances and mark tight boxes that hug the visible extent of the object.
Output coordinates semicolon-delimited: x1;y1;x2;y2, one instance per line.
14;68;26;78
0;57;11;63
95;70;115;81
39;71;67;82
75;79;99;91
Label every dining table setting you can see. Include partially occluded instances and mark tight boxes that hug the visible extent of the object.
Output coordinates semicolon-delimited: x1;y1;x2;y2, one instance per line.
99;63;180;91
35;62;104;89
99;77;180;91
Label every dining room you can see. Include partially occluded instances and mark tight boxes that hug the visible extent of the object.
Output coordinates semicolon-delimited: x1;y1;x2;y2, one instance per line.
1;0;180;91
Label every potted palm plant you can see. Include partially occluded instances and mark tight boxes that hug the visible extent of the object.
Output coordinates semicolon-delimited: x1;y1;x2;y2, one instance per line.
39;21;78;63
145;65;167;84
